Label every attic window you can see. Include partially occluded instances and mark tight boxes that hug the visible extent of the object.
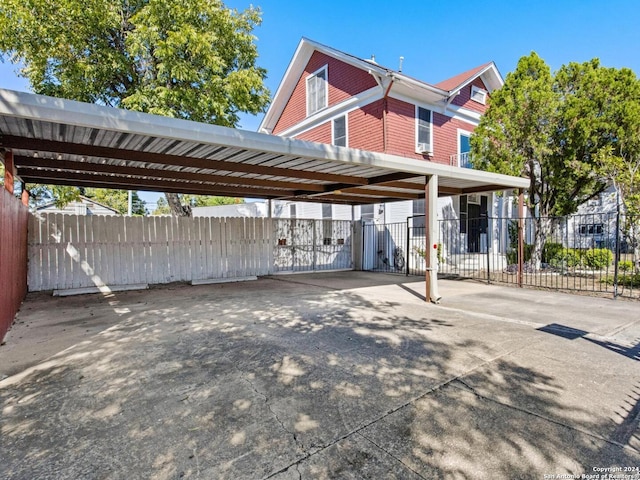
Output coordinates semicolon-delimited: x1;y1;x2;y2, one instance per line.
306;65;328;116
470;85;487;105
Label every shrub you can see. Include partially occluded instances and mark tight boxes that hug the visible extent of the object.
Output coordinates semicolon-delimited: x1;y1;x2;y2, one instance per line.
583;248;613;269
601;272;640;288
543;242;564;265
618;260;633;272
563;248;583;268
506;244;533;265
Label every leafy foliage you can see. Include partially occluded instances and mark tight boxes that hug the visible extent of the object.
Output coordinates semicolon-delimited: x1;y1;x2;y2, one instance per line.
0;0;270;215
0;0;269;126
472;53;640;268
84;188;146;215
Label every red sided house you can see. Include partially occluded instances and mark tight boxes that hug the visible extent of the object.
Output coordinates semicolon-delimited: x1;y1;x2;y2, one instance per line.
260;38;516;254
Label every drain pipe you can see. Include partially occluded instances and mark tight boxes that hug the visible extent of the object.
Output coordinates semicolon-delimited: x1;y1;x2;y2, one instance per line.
382;76;394;154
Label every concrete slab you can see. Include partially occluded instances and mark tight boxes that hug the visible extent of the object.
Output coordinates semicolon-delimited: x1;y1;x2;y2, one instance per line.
1;273;639;479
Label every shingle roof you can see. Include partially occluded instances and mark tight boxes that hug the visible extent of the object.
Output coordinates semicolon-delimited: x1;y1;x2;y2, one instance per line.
435;62;494;92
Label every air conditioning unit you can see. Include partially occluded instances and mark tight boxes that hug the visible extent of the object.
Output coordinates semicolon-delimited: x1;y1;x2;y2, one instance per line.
416;143;432;154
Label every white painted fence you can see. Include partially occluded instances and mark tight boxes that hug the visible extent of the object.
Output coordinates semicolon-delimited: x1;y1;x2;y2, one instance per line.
28;214;273;292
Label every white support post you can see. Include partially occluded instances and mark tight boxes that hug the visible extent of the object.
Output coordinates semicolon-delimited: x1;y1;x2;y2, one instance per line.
425;174;441;303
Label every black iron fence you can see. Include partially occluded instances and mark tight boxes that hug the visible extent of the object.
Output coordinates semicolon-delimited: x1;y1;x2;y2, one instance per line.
363;213;639;300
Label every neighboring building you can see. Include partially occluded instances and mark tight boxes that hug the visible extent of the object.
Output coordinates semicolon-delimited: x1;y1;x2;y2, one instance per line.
193;200;354;220
36;195;120;216
259;38;518;254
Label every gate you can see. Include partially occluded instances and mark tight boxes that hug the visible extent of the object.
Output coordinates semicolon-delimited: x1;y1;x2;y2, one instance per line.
272;219;353;273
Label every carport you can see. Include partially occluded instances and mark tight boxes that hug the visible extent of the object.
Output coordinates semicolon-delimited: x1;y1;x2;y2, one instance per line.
0;88;528;339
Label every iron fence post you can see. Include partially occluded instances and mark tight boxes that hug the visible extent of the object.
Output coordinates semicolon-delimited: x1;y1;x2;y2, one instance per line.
485;213;491;284
405;219;410;276
613;192;621;299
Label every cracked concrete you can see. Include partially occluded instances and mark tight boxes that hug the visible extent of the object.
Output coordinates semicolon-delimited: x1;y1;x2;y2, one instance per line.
1;272;639;479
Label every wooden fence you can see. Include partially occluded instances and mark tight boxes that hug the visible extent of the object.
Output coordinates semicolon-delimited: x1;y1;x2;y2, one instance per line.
28;214;274;292
0;189;28;341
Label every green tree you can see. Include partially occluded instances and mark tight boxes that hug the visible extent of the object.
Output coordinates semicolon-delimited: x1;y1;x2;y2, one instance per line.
0;0;269;215
591;67;640;262
84;188;147;215
471;53;611;268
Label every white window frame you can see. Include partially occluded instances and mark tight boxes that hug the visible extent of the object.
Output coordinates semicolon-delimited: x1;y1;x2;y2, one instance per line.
332;114;348;147
415;105;433;154
457;129;472;167
470;85;487;105
306;65;328;116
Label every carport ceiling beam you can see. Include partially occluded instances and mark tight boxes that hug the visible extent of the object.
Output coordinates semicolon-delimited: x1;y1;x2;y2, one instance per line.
294;171;421;197
14;156;327;192
20;169;294;198
1;136;370;185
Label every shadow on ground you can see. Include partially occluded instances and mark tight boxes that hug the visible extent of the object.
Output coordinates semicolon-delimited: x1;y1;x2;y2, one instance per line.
1;274;639;479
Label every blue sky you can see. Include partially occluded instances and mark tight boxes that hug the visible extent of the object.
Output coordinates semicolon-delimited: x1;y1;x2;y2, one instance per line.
1;0;638;206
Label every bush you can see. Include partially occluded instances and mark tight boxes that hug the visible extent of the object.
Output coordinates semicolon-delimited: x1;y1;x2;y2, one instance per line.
583;248;613;269
543;242;564;265
563;248;583;268
618;260;633;272
506;244;533;265
601;272;640;288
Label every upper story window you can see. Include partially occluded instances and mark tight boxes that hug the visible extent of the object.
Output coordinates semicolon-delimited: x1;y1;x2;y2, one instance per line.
415;106;432;154
332;115;347;147
306;65;328;116
470;85;487;105
458;131;472;168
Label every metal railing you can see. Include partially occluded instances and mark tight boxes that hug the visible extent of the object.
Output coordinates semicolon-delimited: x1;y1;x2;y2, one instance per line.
364;212;639;300
449;152;473;168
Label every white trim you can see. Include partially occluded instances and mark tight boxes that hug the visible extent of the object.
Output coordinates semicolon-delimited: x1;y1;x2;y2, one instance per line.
388;90;481;125
444;103;482;124
415;105;433;155
332;114;348;147
306;64;328;117
277;86;380;137
457;128;472;168
470;85;487;105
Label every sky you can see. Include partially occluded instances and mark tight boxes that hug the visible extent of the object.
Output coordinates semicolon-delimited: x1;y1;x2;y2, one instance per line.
1;0;638;207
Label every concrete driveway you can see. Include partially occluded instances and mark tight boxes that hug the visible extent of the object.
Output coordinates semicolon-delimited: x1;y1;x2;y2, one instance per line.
1;272;639;479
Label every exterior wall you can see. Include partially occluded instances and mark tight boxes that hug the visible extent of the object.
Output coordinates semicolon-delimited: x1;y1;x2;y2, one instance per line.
294;121;332;144
348;100;384;152
0;189;29;342
432;112;477;165
384;98;478;165
273;51;378;134
193;202;268;218
451;77;490;114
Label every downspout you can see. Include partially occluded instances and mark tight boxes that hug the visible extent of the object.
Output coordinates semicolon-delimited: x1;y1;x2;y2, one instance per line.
367;70;394;154
382;78;394;154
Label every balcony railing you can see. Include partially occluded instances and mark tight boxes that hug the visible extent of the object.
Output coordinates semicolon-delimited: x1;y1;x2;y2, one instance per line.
449;152;473;168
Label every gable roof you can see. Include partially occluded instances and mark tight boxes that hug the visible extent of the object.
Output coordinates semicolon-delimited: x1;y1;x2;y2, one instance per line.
36;195;120;214
435;62;502;93
259;38;503;134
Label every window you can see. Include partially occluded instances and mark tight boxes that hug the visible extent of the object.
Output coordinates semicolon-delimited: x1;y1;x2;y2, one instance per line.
332;115;347;147
470;85;487;105
412;199;425;229
416;107;432;153
306;66;328;116
579;224;604;236
360;204;374;221
289;204;297;219
458;131;472;168
322;204;332;245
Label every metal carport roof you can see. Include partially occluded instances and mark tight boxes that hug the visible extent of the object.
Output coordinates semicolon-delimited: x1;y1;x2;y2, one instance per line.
0;89;529;202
